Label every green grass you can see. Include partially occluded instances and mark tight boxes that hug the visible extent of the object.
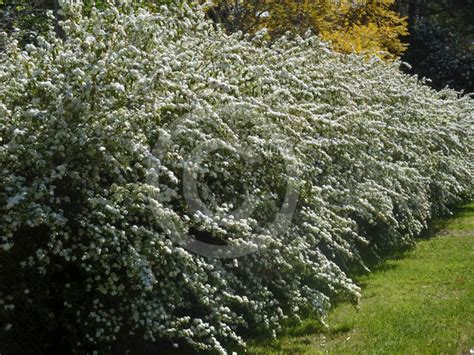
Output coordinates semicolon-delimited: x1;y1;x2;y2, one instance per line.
249;202;474;355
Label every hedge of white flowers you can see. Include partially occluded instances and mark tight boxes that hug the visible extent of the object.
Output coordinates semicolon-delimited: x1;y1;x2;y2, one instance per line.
0;2;472;353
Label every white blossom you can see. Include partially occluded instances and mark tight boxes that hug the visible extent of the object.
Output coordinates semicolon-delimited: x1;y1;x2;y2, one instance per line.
0;1;472;354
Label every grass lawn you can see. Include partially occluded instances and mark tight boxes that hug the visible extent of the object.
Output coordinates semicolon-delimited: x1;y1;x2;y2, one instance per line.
249;202;474;355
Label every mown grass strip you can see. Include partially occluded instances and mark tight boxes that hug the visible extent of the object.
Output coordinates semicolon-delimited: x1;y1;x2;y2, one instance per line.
249;202;474;354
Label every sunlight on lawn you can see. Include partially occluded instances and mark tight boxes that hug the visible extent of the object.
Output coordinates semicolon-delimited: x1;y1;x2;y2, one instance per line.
250;202;474;355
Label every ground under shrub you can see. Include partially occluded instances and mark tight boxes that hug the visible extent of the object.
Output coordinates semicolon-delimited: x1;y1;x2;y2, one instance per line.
0;2;472;353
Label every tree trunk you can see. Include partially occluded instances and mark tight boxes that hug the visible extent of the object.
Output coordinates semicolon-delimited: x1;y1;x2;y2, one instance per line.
407;0;419;31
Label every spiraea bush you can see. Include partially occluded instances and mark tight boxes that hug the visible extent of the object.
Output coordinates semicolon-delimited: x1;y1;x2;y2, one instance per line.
0;2;472;354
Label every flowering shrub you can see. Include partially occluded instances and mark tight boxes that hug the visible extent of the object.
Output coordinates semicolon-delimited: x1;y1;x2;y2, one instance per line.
0;2;472;353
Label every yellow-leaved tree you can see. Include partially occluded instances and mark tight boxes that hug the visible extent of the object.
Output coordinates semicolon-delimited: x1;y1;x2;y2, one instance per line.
202;0;408;59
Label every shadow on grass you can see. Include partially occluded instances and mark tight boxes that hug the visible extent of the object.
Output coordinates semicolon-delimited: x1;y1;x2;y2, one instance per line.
287;320;323;337
418;201;474;240
246;200;474;352
326;324;352;336
360;199;474;275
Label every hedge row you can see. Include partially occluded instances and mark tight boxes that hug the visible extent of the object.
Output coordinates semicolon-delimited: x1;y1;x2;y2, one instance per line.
0;2;472;353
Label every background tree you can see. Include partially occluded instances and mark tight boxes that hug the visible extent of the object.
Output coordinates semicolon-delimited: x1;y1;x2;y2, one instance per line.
203;0;409;59
397;0;474;92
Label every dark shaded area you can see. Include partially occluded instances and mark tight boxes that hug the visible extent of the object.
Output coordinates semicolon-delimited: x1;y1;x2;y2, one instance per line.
0;225;84;355
397;0;474;93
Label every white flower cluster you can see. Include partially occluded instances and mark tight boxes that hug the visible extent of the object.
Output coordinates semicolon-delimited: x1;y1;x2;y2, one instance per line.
0;1;472;353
